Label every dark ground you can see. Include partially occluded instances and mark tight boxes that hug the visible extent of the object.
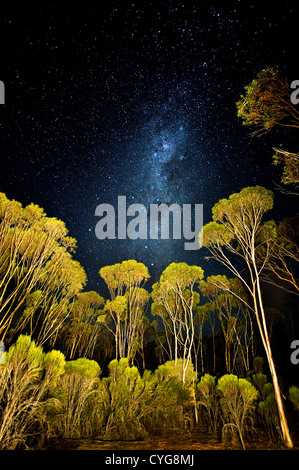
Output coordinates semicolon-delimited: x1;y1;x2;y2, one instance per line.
46;427;299;451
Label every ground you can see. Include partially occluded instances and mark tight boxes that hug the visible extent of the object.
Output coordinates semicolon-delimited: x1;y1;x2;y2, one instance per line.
46;428;299;451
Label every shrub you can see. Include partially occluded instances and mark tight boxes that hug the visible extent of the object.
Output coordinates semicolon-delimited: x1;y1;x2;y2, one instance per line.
289;386;299;415
196;374;219;433
46;357;102;439
151;359;197;431
217;374;258;449
103;358;152;440
258;386;281;442
0;335;47;449
250;371;282;443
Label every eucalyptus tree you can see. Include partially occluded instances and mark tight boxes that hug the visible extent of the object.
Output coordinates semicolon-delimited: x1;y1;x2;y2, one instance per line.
199;275;252;374
61;291;105;359
99;260;150;362
151;262;203;382
0;192;86;345
258;216;299;296
201;185;293;448
237;67;299;190
193;304;209;374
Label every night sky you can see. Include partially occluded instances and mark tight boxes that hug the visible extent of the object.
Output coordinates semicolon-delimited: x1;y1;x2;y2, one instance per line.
0;1;298;296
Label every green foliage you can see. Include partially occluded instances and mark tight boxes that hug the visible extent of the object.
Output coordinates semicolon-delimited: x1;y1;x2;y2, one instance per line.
5;334;44;370
156;358;197;387
0;192;87;345
65;357;101;378
2;333;299;449
45;357;102;439
43;349;66;387
150;360;195;433
246;357;283;443
217;374;258;449
0;336;50;449
289;386;299;415
103;358;153;440
258;388;281;442
101;358;197;439
253;356;264;373
236;67;293;134
197;374;219;433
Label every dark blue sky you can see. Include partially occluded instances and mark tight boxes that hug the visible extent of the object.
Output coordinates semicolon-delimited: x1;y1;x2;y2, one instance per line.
0;1;298;295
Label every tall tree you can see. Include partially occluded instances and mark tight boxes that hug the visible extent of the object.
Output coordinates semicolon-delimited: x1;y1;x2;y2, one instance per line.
193;304;209;374
99;260;150;299
151;262;203;382
99;260;150;362
201;185;293;448
200;275;253;374
0;193;86;344
61;291;105;359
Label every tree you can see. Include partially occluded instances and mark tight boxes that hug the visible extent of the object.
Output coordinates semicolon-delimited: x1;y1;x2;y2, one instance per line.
48;357;101;439
0;193;86;345
201;185;293;448
200;275;254;374
236;67;299;135
236;67;299;191
61;291;105;359
196;374;219;434
151;299;175;363
135;316;154;372
217;374;258;450
0;335;66;449
99;261;150;362
272;148;299;188
193;305;209;374
98;295;127;361
99;260;150;299
258;217;299;296
151;262;203;382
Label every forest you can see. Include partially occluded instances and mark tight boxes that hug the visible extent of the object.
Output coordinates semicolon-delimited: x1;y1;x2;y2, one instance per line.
0;67;299;451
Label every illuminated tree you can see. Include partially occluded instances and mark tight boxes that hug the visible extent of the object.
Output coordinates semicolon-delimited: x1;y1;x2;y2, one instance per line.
199;275;253;374
151;262;203;382
99;261;150;362
236;67;299;135
99;260;150;299
61;291;105;359
193;304;209;374
201;185;293;448
258;217;299;296
237;67;299;190
0;193;86;345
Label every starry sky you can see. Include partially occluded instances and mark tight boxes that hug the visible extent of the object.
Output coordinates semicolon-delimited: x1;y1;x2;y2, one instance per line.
0;1;298;295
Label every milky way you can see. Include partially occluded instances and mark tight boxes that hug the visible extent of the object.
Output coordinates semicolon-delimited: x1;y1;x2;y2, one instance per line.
0;1;297;294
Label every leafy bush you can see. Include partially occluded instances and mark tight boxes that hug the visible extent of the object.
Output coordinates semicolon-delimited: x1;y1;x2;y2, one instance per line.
196;374;219;433
102;358;153;440
250;370;282;443
289;386;299;415
0;335;49;449
101;358;197;439
151;359;197;431
217;374;258;449
46;357;102;439
258;386;281;442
